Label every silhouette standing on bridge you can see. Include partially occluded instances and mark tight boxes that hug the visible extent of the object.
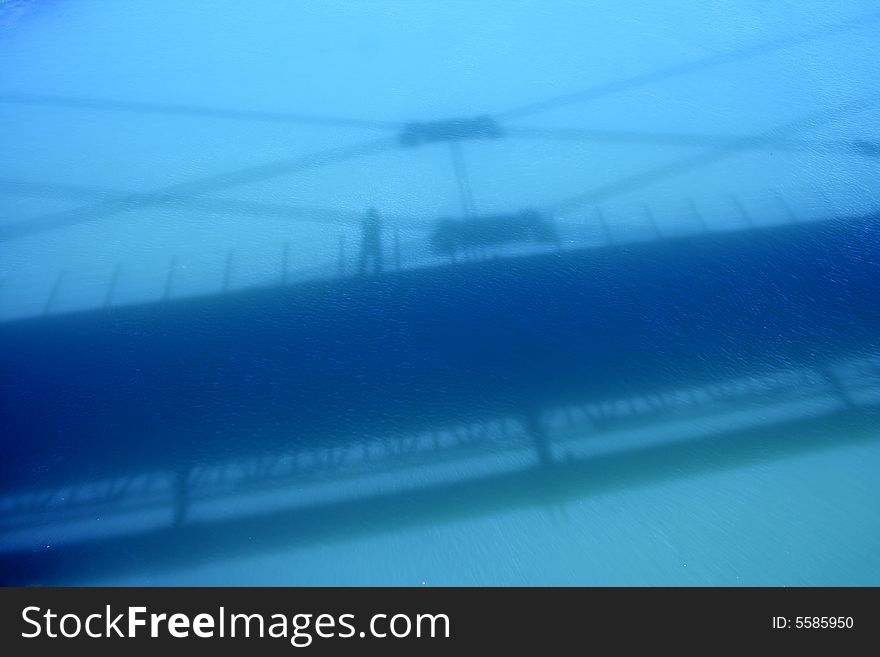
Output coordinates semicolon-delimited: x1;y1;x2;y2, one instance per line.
358;207;384;274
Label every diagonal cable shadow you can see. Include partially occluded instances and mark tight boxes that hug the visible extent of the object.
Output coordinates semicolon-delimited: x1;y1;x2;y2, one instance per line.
504;126;880;158
0;92;403;130
4;13;877;136
494;11;880;121
541;94;880;215
0;137;394;241
2;16;878;245
0;178;429;232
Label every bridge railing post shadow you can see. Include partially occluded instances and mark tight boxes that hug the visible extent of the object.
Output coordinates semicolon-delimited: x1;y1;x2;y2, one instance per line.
774;190;800;224
163;255;178;301
43;271;66;316
281;240;290;285
104;263;122;308
338;235;346;277
222;248;234;293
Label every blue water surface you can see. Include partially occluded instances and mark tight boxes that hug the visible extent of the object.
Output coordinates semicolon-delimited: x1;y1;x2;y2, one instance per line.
0;0;879;586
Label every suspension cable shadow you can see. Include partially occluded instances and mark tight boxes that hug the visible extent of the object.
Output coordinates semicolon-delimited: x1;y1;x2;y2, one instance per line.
540;94;880;215
494;11;880;121
0;92;403;131
0;137;395;242
0;178;430;235
504;126;880;159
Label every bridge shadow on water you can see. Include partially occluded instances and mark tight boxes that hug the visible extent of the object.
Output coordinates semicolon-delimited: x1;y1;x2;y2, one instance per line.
1;214;879;583
1;399;878;584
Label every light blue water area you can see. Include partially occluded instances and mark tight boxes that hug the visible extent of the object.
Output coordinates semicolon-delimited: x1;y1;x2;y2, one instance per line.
104;438;880;587
0;0;879;586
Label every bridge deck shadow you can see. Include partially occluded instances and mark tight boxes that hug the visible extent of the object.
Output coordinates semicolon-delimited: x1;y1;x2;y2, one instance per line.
1;214;878;583
0;400;876;585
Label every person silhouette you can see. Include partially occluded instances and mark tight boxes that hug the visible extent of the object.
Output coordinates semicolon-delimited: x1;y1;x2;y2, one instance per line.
357;207;384;274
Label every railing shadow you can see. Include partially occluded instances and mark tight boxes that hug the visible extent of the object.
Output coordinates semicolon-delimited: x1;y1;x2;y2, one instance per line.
1;214;878;583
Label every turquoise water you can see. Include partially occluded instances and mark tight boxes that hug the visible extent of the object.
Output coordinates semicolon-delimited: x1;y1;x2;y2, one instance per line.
1;0;879;586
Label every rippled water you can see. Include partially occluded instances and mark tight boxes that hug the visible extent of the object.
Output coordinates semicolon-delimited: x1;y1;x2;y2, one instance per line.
1;0;879;585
